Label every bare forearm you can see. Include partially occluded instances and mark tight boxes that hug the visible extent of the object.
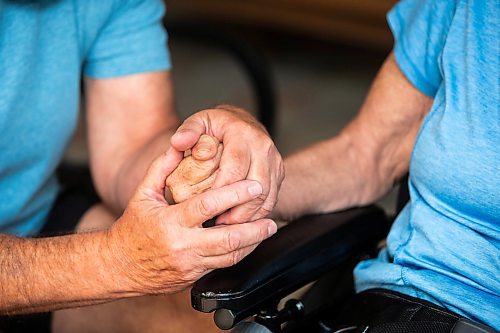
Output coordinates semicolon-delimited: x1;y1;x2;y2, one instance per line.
86;72;179;213
0;232;133;315
274;133;373;221
274;53;432;221
110;128;177;211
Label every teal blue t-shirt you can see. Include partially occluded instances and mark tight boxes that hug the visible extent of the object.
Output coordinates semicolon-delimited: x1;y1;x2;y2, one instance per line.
354;0;499;329
0;0;171;236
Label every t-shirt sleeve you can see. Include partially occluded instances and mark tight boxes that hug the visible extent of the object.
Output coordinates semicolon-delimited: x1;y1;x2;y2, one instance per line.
387;0;457;97
83;0;171;78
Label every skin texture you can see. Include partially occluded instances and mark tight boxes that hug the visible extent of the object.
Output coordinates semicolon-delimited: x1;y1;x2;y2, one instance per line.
85;71;179;213
0;150;277;315
272;52;434;221
85;72;283;222
1;47;432;333
1;70;282;333
105;150;276;295
53;205;225;333
170;105;285;225
166;134;223;203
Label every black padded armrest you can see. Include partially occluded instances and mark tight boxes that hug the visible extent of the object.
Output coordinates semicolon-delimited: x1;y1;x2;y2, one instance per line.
191;206;389;330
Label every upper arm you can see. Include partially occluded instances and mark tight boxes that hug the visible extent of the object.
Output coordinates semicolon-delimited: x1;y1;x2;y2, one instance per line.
80;0;176;205
346;52;433;198
82;0;170;79
85;71;178;204
347;0;456;196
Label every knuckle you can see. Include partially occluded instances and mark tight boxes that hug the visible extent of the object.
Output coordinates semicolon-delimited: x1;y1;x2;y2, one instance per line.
240;121;257;134
262;198;276;213
225;231;241;252
279;162;286;180
268;145;282;162
248;201;274;221
176;254;202;280
230;250;242;266
260;225;269;242
258;206;274;219
233;187;243;203
198;197;216;219
252;131;271;146
257;192;268;203
166;239;186;258
233;200;261;217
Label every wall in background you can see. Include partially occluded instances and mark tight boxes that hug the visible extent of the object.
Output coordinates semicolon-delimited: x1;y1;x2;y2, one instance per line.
166;0;396;50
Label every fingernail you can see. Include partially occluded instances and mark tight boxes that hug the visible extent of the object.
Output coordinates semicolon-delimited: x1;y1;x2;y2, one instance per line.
197;142;210;150
248;182;263;196
268;222;277;236
195;143;211;157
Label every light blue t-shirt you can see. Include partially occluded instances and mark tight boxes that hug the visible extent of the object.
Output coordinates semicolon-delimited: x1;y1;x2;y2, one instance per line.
354;0;499;329
0;0;171;236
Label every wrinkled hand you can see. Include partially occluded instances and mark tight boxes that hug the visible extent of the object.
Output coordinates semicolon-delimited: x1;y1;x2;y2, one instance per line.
170;105;284;224
108;149;277;295
166;134;223;203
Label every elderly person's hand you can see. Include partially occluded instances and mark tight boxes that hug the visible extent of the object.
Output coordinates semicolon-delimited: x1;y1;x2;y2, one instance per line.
169;105;284;225
166;134;223;203
109;149;277;295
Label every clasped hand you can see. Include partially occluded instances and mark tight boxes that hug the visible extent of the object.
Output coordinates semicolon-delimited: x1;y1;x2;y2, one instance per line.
107;106;283;295
170;105;285;224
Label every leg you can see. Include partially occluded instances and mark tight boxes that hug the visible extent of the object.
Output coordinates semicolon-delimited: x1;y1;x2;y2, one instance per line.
52;204;222;333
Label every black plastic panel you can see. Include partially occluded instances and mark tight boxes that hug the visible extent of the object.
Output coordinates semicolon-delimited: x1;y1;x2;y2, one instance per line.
191;206;389;329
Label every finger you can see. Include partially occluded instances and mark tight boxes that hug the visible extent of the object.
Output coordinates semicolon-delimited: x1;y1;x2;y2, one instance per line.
215;161;274;225
195;219;277;256
203;244;260;269
247;171;280;221
170;117;207;152
201;244;259;270
179;179;263;227
192;135;220;161
169;171;218;203
167;153;220;186
221;196;275;226
137;148;183;195
223;145;283;223
215;199;263;225
212;141;251;189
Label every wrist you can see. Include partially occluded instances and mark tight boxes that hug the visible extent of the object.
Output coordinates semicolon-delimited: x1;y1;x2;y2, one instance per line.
98;228;143;298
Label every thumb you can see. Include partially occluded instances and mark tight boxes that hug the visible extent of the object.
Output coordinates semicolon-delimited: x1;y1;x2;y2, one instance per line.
136;148;183;196
191;135;220;161
171;116;208;152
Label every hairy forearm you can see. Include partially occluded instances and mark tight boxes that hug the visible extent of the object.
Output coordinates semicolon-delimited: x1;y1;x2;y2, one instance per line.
0;232;133;315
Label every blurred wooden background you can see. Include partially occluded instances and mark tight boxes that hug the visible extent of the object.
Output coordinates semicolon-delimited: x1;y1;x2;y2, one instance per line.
166;0;397;49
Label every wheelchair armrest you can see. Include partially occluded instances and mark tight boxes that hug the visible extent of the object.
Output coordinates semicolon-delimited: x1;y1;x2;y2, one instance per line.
191;206;390;330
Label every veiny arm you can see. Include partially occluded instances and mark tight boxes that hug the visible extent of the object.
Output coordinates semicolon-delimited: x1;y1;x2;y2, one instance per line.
274;53;433;221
